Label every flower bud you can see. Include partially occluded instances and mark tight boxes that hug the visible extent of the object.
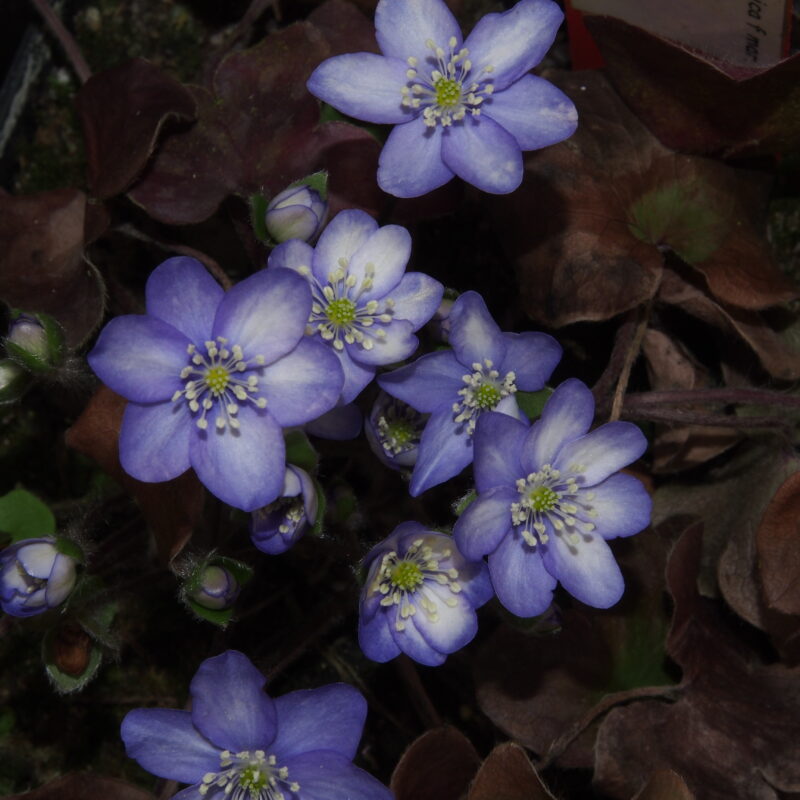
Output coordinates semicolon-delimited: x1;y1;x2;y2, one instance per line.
189;565;240;611
0;537;77;617
251;466;318;554
0;358;30;404
265;184;328;243
5;311;65;372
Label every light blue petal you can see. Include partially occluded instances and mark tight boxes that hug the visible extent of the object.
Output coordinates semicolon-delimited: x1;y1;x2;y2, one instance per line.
387;272;444;330
377;350;463;413
500;331;562;391
44;553;76;607
448;291;506;370
455;556;494;609
212;269;310;366
145;257;223;345
259;338;343;427
409;405;472;496
307;53;410;124
454;486;516;560
375;0;462;66
88;315;189;403
189;406;285;512
121;708;220;783
441;116;523;194
313;209;377;284
267;239;315;273
119;400;192;483
521;378;595;474
348;224;411;302
486;75;578;150
472;410;527;492
335;346;376;404
488;530;556;617
392;611;448;665
266;205;319;243
554;421;648;487
581;474;652;540
271;684;366;760
358;607;402;663
346;319;417;366
283;750;393;800
378;118;453;198
412;583;479;655
463;0;564;91
190;650;277;752
541;529;624;608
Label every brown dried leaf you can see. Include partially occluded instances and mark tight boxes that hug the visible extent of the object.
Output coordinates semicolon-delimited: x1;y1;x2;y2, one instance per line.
642;329;741;472
632;770;694;800
757;471;800;616
4;773;155;800
0;189;106;348
64;386;204;564
467;743;555;800
76;58;196;199
390;727;480;800
585;15;800;157
594;525;800;799
490;70;795;329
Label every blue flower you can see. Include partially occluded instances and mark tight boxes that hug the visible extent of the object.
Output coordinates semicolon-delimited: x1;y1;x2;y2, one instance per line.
0;537;77;617
453;379;652;616
121;650;392;800
88;257;344;512
364;391;427;471
250;466;318;555
379;291;562;496
268;209;443;402
307;0;577;197
359;522;493;666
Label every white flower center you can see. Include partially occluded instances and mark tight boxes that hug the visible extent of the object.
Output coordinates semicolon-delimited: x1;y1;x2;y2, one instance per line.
510;464;598;548
401;36;495;128
451;359;517;435
373;538;462;632
375;400;425;456
199;750;299;800
299;261;394;352
171;337;267;432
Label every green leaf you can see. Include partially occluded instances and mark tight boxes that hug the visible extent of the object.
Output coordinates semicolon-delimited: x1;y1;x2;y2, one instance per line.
311;477;327;537
318;103;387;143
78;600;119;648
288;169;328;201
0;488;55;541
515;387;554;421
628;179;726;264
249;193;270;243
186;597;233;627
213;556;253;587
452;490;477;517
284;430;319;472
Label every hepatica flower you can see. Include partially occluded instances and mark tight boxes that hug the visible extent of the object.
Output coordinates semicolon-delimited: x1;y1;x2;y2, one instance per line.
364;391;427;470
268;209;443;402
307;0;578;197
453;379;652;616
88;257;343;512
121;650;391;800
379;291;562;495
359;522;492;666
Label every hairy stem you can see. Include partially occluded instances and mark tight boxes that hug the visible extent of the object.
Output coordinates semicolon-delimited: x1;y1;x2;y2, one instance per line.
28;0;92;84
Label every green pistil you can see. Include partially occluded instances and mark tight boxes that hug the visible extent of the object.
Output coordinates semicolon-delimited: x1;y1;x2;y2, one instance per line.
387;420;414;447
326;297;357;326
474;383;502;409
529;486;558;512
205;365;230;395
239;765;268;791
434;77;461;108
391;561;424;591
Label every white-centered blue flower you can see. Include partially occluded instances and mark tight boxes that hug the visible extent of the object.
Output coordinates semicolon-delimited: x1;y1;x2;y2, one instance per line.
268;209;443;402
307;0;578;197
88;257;344;512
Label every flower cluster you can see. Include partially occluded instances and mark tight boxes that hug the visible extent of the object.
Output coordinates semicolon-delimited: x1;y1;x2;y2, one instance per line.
308;0;578;196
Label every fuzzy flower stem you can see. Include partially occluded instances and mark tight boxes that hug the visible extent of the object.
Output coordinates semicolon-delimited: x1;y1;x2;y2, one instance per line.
28;0;92;83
